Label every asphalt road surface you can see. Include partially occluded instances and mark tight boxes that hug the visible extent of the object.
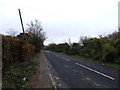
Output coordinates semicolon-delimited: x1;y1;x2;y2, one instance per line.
43;50;119;88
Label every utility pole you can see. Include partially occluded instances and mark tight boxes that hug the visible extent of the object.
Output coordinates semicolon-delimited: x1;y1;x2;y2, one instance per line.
18;9;25;38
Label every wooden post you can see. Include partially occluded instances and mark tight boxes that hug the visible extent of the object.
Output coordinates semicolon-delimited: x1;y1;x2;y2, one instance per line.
18;9;25;38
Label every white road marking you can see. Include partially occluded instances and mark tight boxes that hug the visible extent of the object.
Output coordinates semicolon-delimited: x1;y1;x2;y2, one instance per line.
54;76;59;80
43;53;57;90
76;63;115;80
61;57;70;61
65;58;70;61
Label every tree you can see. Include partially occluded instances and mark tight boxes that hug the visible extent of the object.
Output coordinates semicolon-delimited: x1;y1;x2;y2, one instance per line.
56;43;69;53
26;19;47;53
47;43;57;51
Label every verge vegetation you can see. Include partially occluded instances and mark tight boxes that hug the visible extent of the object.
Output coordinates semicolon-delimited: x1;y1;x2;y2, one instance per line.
2;54;40;88
45;31;120;69
2;19;46;89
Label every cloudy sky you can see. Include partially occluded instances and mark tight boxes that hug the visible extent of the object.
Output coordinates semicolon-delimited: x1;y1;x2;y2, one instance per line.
0;0;119;45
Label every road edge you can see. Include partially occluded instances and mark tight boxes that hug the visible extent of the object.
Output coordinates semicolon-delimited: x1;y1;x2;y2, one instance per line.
42;51;57;90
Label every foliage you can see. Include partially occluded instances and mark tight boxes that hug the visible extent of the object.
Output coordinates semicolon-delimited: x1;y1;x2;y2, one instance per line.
102;43;116;62
46;31;120;64
26;19;47;53
46;43;69;53
2;35;35;71
2;19;47;89
2;54;40;89
68;47;79;55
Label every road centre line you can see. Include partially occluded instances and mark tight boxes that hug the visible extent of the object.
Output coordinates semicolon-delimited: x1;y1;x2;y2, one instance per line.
61;57;70;61
49;51;114;80
65;58;70;61
76;63;115;80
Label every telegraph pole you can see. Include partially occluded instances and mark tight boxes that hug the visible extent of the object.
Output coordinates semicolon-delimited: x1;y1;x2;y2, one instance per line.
18;9;25;38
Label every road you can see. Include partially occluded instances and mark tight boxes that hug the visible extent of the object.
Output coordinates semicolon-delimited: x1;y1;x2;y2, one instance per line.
43;50;119;88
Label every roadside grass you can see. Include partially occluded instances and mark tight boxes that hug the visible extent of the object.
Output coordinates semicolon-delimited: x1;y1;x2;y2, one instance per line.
2;53;40;89
55;51;120;69
72;55;120;69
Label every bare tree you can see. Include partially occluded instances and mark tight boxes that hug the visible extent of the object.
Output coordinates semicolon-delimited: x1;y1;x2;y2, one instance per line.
26;19;47;52
26;19;47;41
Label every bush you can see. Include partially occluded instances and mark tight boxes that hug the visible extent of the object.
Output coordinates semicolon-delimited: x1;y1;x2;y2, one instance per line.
28;35;43;53
22;43;36;61
2;35;35;70
46;31;120;64
102;43;117;62
68;47;79;55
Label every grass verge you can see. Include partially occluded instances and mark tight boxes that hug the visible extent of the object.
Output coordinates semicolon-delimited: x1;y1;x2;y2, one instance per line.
55;51;120;69
2;53;40;89
72;55;120;69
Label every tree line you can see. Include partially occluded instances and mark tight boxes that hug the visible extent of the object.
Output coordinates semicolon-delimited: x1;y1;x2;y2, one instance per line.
45;31;120;64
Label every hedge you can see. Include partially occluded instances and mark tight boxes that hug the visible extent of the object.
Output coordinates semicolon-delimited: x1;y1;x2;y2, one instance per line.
2;35;35;71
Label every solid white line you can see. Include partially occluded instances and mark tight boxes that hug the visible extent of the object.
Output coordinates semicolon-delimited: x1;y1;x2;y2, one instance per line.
43;53;57;89
76;63;115;80
61;57;70;61
64;58;70;61
49;73;56;88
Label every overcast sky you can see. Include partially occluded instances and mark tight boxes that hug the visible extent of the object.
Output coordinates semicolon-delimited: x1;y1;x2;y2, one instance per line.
0;0;119;45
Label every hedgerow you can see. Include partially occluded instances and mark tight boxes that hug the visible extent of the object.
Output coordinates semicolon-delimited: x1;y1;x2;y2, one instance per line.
2;35;35;71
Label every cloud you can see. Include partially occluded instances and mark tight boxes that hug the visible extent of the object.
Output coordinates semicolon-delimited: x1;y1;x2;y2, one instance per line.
0;0;118;45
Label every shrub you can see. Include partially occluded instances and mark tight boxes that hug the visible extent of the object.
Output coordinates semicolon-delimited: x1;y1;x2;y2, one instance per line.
2;35;35;70
68;47;79;55
102;43;117;62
